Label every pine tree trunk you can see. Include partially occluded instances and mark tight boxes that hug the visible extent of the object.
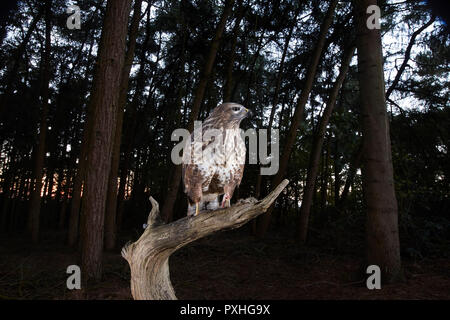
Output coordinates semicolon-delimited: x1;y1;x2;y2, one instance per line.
333;135;341;206
67;6;107;248
255;0;339;238
223;0;245;102
67;144;86;246
160;0;235;222
297;45;355;243
80;0;132;282
1;154;15;233
254;15;298;198
0;9;42;115
116;10;153;230
67;88;96;247
267;10;299;130
319;138;330;225
104;0;143;251
243;34;264;107
28;0;52;244
338;142;363;207
354;0;402;282
58;191;68;230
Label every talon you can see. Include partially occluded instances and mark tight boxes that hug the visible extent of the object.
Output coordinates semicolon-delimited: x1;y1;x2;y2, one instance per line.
194;202;199;216
221;193;231;208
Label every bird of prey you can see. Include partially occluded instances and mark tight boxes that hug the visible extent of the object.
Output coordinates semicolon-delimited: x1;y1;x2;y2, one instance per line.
182;102;252;216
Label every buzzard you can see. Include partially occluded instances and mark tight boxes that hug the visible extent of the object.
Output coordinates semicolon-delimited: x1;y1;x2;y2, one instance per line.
182;103;252;216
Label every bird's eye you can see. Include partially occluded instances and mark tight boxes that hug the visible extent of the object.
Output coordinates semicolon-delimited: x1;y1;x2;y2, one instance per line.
232;106;241;112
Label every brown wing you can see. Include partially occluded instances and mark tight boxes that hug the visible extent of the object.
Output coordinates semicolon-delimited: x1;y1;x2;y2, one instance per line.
182;121;225;201
230;134;246;191
234;163;245;187
182;131;218;203
182;163;204;204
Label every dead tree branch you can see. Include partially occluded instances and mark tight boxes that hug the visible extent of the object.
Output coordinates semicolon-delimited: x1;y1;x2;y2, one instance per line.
121;179;289;300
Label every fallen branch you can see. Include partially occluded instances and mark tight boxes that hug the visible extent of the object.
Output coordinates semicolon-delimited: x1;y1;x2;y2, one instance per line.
121;179;289;300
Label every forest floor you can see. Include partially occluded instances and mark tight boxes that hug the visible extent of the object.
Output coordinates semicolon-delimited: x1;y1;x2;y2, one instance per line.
0;227;449;300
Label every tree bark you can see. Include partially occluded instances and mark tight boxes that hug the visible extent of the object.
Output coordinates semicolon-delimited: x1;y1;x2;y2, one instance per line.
80;0;132;282
319;137;330;224
223;0;245;102
354;0;402;282
67;72;98;247
67;13;106;247
67;139;87;247
267;10;299;130
0;7;42;115
333;135;341;206
160;0;235;222
297;45;355;243
27;0;52;244
122;179;289;300
243;34;265;107
104;0;143;251
253;12;299;199
58;176;70;230
338;142;363;207
255;0;339;238
116;9;153;230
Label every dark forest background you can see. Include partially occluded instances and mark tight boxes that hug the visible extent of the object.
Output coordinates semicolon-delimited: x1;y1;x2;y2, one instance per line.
0;0;449;299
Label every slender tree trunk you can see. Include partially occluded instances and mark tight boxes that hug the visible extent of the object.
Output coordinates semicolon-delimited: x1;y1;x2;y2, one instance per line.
67;42;103;247
42;172;49;198
116;9;153;229
319;137;330;225
67;88;96;246
267;10;299;130
255;0;339;238
80;0;132;282
332;96;344;206
1;168;13;232
297;45;355;243
160;0;235;222
0;8;42;114
354;0;401;282
254;13;299;198
28;0;52;244
188;0;235;131
116;165;128;232
157;7;189;224
243;34;265;107
46;167;54;200
338;142;363;207
66;6;104;247
59;190;68;230
67;143;86;246
333;142;339;206
104;0;143;251
223;0;245;102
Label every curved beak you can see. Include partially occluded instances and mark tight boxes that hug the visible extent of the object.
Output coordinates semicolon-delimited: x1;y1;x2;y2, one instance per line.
244;108;253;118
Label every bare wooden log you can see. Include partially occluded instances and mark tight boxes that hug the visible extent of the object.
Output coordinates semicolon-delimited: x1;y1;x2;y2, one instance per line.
121;179;289;300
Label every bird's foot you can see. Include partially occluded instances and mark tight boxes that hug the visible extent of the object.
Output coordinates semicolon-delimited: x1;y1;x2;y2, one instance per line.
221;193;231;208
194;202;199;216
187;202;200;217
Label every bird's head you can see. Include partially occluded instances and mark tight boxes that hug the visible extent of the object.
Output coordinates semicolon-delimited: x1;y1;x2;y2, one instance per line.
208;102;253;128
